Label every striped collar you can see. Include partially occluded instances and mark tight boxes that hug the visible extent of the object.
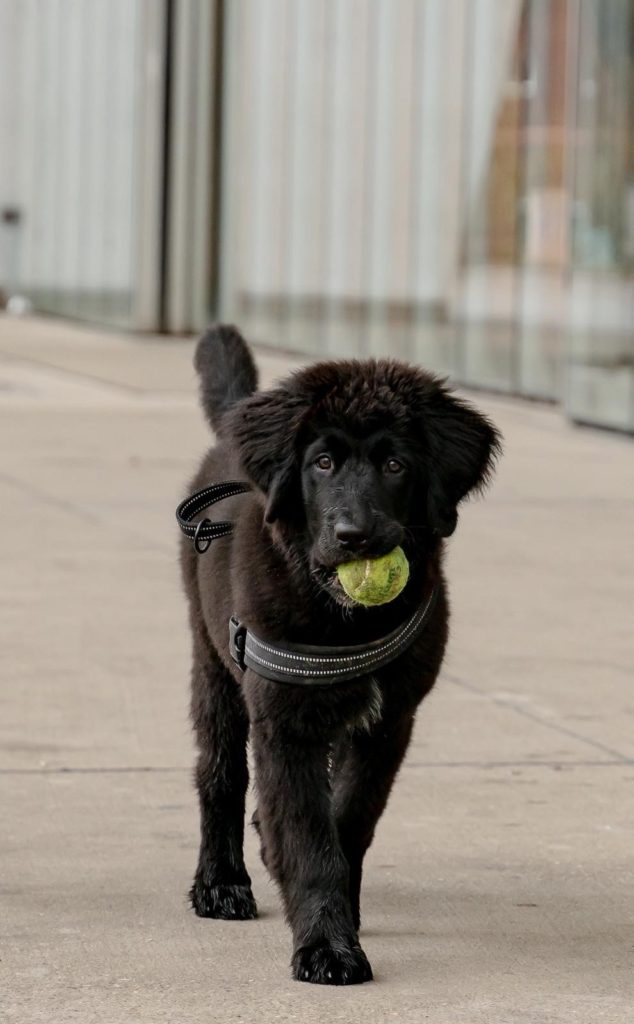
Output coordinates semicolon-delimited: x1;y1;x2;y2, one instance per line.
229;587;438;686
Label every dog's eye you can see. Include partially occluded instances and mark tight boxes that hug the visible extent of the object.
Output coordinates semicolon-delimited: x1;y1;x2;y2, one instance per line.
315;454;333;472
385;458;404;475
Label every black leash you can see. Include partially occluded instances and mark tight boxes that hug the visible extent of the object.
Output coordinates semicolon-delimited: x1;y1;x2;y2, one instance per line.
177;482;438;686
176;480;251;552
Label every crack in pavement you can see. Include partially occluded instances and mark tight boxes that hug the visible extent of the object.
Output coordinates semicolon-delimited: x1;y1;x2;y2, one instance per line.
0;470;174;553
445;673;630;762
2;759;633;775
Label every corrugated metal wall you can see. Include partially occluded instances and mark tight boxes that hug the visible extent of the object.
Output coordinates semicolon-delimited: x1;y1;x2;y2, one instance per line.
0;0;165;329
219;0;521;366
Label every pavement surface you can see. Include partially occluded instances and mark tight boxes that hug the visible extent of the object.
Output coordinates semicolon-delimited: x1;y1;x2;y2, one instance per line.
1;314;633;1024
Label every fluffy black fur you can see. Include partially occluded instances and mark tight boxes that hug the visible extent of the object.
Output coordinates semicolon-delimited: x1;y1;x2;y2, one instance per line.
180;324;501;986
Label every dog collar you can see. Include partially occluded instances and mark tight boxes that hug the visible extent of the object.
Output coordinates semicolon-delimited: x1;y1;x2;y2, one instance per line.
177;482;438;686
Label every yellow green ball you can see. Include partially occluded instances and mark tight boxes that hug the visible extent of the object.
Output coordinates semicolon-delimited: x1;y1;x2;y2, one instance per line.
336;546;410;606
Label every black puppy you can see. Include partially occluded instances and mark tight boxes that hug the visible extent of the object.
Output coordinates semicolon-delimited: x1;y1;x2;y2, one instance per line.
180;325;501;985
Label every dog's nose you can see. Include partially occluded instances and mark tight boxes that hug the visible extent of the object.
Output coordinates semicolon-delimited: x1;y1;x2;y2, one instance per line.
334;521;370;552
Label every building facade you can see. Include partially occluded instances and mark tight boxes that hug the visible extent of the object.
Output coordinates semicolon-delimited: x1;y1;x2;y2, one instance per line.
1;0;633;431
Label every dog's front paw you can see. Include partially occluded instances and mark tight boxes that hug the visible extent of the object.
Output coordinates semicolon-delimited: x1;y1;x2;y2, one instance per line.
292;941;373;985
189;879;257;920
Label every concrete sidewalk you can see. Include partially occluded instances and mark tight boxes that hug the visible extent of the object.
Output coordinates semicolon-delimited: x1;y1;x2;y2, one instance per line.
1;315;633;1024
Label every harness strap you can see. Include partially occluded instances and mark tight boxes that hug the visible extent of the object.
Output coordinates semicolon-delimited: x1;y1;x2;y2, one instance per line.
229;586;438;686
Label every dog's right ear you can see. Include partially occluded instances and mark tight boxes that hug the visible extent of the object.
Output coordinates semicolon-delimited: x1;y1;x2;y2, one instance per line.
224;387;307;524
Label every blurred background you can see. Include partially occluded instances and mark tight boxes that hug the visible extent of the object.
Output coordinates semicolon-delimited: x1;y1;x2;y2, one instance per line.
2;4;634;1019
0;0;633;432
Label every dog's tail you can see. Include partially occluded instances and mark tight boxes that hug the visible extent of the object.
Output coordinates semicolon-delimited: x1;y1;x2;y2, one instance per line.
194;324;258;433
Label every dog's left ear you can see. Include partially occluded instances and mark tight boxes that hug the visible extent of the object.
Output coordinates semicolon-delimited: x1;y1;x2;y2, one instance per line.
422;388;502;537
225;387;307;524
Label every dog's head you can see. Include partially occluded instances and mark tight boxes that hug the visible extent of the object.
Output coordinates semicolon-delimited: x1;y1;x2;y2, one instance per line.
226;360;501;602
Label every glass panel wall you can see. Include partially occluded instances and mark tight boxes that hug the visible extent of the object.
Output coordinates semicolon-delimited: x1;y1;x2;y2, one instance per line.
217;0;633;432
455;1;524;392
565;0;634;430
517;0;569;399
456;0;571;401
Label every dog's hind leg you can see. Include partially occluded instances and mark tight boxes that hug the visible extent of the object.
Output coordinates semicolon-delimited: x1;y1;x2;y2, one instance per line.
332;708;416;930
189;632;256;920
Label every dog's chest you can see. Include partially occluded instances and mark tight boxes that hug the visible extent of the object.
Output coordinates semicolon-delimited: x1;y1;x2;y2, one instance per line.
346;676;383;733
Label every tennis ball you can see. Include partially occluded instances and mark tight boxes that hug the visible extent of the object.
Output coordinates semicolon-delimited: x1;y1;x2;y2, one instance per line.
336;546;410;606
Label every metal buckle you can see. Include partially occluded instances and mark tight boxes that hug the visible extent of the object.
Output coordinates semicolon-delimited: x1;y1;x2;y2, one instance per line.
193;519;212;554
229;617;247;671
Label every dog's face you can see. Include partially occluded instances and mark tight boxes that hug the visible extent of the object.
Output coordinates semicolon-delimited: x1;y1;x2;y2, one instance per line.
227;359;501;603
299;426;419;598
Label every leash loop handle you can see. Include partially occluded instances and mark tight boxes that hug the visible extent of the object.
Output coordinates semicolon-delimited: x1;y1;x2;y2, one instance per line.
176;480;252;553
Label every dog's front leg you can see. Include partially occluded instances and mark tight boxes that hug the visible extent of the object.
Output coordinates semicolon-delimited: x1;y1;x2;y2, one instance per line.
249;716;373;985
332;706;417;931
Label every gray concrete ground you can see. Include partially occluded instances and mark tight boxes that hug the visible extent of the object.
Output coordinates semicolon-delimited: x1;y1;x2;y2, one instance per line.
1;314;633;1024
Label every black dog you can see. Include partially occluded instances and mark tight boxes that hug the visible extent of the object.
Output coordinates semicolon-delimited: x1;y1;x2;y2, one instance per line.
180;325;501;985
